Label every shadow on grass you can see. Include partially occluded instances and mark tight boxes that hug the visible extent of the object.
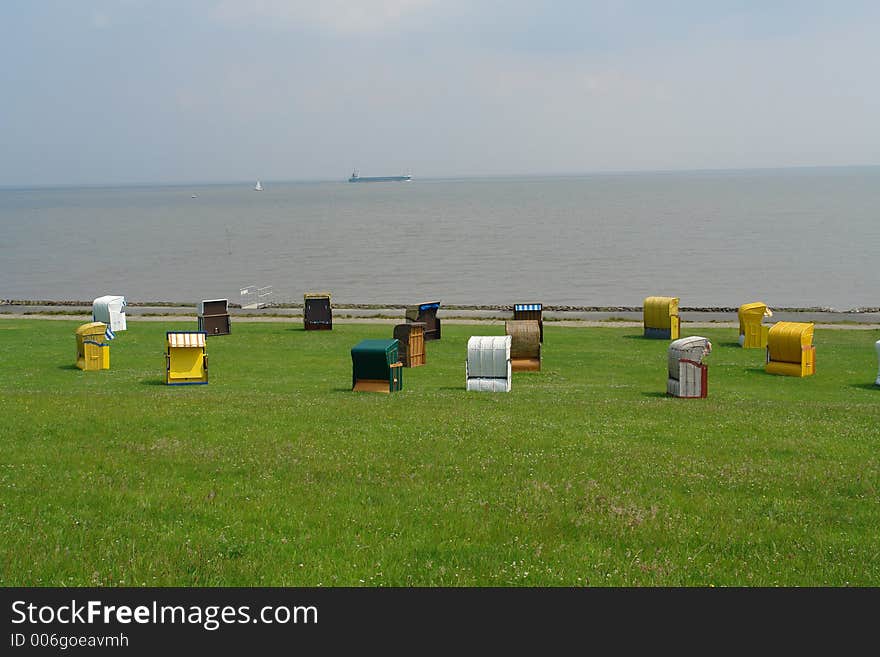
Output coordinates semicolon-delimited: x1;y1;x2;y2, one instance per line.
849;382;879;391
716;341;743;348
140;378;168;386
745;367;771;375
57;364;80;371
640;391;668;398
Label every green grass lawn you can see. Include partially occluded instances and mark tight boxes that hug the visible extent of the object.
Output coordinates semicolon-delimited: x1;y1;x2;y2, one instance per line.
1;319;878;586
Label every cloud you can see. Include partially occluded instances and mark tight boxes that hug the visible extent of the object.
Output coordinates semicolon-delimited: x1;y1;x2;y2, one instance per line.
212;0;444;35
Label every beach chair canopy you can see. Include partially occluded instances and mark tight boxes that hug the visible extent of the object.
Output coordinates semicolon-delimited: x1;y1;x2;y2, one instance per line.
75;322;108;339
198;299;229;316
405;301;440;320
513;304;544;342
738;302;772;326
352;339;399;376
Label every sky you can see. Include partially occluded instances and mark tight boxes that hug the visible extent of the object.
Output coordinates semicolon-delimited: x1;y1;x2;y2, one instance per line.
1;0;879;186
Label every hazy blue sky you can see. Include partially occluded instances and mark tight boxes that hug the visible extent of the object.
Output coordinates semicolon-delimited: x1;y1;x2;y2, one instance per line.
2;1;879;185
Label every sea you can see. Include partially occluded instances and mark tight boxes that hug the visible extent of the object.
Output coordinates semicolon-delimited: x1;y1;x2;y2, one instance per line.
1;167;878;309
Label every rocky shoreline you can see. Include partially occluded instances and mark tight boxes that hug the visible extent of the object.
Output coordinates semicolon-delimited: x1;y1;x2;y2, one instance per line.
3;298;879;313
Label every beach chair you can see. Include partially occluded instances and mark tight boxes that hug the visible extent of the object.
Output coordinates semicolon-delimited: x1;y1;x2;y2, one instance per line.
667;336;711;398
875;340;880;386
466;336;512;392
304;293;332;330
351;339;403;393
165;331;208;385
513;303;543;342
393;323;426;368
197;299;231;336
75;322;110;371
405;302;441;340
738;302;772;348
643;296;680;340
505;320;541;371
765;322;815;377
92;295;127;333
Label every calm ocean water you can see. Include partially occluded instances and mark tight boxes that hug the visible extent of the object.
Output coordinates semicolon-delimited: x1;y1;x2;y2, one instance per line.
1;168;878;308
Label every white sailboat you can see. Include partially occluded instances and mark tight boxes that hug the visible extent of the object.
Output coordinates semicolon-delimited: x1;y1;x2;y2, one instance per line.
254;180;263;191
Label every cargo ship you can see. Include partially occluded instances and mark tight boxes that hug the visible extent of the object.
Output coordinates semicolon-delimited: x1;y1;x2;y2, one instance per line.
348;170;412;183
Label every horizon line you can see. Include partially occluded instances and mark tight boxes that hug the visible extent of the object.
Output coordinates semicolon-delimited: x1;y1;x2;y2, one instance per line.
2;162;879;191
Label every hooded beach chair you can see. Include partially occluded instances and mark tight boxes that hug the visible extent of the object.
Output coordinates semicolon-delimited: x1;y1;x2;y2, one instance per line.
165;331;208;385
738;302;772;349
197;299;231;336
875;340;880;386
667;336;712;398
505;320;541;371
405;302;441;341
351;339;403;393
393;322;426;368
765;322;815;377
304;293;332;330
513;303;543;342
466;336;512;392
92;295;127;333
643;296;679;340
75;322;110;371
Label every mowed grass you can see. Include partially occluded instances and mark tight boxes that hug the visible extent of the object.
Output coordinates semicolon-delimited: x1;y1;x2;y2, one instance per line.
1;319;878;586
